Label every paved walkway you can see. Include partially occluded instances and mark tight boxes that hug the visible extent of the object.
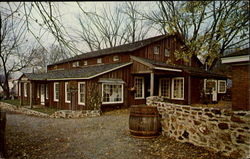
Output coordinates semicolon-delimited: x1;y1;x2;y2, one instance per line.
5;111;233;159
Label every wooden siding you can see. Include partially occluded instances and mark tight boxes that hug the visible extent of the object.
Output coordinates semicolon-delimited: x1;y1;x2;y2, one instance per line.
47;35;202;71
133;35;185;66
131;59;152;74
90;65;132;111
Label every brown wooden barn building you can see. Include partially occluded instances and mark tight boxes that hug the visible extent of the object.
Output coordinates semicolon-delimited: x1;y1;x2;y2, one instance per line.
18;34;227;111
221;48;250;111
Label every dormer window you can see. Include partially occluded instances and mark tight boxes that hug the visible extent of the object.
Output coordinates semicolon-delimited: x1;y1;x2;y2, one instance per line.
72;61;79;67
97;58;102;64
164;48;170;57
84;61;88;66
153;46;160;55
113;55;119;62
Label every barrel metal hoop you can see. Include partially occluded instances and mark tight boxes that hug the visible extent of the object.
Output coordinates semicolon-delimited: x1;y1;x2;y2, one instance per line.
129;129;158;135
129;113;159;117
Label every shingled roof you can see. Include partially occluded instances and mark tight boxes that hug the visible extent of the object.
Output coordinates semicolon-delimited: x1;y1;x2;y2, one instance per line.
23;62;132;81
49;34;170;66
223;48;249;58
131;56;227;78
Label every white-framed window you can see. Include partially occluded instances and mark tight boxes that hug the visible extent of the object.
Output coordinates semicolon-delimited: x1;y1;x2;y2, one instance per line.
218;80;226;93
102;83;123;104
113;55;119;62
159;78;171;98
97;58;102;64
134;77;144;99
54;82;59;102
164;48;170;57
24;83;27;97
204;79;217;94
46;84;48;99
84;60;88;66
65;82;71;103
72;61;79;67
78;82;86;105
153;46;160;55
37;84;40;98
172;77;184;100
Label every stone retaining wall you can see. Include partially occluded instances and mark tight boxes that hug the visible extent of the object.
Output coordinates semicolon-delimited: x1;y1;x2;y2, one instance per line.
0;102;49;118
0;102;100;118
147;96;250;159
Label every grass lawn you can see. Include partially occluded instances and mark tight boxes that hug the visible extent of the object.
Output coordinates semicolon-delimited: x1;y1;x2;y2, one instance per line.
30;107;60;115
0;99;20;106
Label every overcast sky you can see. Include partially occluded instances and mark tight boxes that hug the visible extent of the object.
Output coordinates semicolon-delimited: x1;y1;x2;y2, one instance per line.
1;2;158;53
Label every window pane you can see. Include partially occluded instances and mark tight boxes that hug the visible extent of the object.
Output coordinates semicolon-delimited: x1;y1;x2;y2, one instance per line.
66;83;71;101
37;85;39;98
173;78;184;99
154;46;160;54
103;83;123;103
56;83;59;100
135;77;144;98
79;83;85;103
160;79;170;97
205;79;216;94
46;85;48;99
165;49;170;57
219;81;226;93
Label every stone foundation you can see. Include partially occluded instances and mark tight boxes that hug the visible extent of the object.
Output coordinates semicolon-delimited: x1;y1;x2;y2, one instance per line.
147;96;250;159
50;110;101;118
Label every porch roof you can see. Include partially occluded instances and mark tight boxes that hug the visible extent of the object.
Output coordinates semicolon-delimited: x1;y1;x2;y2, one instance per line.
130;56;227;78
23;62;132;81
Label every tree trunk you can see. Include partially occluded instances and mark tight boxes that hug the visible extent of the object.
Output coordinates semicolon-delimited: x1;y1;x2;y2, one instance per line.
0;109;6;158
3;81;10;99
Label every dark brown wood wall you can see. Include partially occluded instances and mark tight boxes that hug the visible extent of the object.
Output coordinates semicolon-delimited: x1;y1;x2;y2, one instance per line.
90;65;132;111
47;35;202;72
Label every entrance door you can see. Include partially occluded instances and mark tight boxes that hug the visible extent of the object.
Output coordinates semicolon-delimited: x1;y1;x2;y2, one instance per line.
40;84;45;105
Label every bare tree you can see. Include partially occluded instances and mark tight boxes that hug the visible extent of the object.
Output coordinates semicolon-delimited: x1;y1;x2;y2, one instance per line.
141;1;249;66
0;8;40;98
121;2;152;43
30;44;72;73
76;2;152;51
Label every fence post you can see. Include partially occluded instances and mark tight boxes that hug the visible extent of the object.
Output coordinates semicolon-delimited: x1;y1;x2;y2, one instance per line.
0;109;6;158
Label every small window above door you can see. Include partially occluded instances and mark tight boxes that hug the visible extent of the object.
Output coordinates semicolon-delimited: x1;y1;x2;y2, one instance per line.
72;61;79;67
153;46;160;55
97;58;102;64
113;55;120;62
164;48;170;57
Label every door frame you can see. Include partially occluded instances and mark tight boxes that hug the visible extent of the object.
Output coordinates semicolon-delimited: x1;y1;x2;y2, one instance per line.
40;84;45;105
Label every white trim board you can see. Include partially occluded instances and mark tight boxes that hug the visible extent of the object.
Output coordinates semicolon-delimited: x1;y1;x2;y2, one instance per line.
221;55;249;64
154;67;182;72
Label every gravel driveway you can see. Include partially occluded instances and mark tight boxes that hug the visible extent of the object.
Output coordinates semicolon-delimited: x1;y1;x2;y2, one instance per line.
5;111;233;159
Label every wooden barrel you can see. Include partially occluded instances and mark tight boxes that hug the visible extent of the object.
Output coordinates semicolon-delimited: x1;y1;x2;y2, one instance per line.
129;105;160;138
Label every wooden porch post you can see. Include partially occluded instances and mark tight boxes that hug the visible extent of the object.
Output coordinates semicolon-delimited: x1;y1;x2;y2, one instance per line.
19;82;23;107
30;82;33;109
150;72;154;96
188;76;191;105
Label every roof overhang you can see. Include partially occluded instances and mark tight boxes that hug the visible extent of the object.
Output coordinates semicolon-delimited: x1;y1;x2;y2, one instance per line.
221;55;250;64
47;62;132;81
130;56;182;73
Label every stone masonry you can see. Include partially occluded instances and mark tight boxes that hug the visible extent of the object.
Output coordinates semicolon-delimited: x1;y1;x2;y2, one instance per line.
0;102;100;118
147;96;250;159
